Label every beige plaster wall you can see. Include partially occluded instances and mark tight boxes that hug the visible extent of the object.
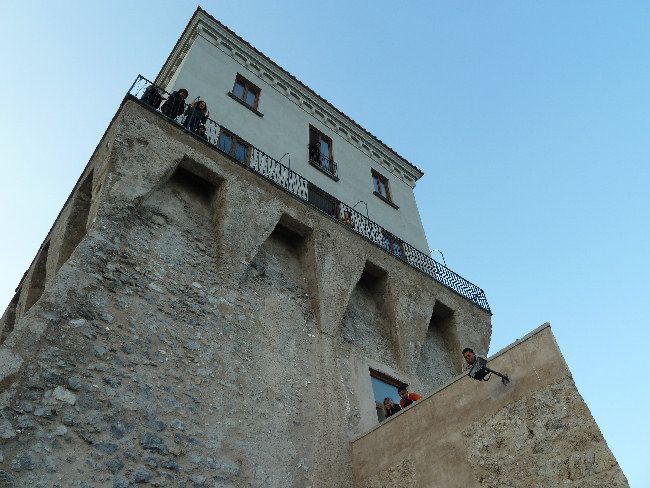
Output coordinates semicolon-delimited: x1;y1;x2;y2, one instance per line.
351;324;628;487
158;12;432;254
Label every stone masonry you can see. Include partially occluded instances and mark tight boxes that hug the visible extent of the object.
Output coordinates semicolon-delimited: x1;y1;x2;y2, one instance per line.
0;99;491;487
351;325;629;487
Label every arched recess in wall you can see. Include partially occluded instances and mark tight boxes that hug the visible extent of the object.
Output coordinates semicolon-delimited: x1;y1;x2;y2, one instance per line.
57;170;94;271
0;288;21;344
338;261;399;364
24;241;50;313
416;300;461;387
242;214;317;380
243;213;316;297
136;158;223;273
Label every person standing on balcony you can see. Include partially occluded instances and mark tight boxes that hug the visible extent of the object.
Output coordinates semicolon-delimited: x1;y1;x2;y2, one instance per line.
197;124;207;140
397;387;422;409
141;85;163;110
161;88;188;119
308;141;321;164
183;99;209;133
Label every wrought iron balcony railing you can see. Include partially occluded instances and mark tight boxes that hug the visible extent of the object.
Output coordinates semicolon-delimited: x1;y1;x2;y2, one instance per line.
127;76;491;313
308;143;338;178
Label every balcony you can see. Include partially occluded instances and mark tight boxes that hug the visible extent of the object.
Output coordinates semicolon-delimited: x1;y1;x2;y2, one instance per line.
128;76;491;313
308;143;338;180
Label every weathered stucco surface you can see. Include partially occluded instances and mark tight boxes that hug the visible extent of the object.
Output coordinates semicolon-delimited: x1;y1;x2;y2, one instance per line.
351;325;628;488
0;100;491;487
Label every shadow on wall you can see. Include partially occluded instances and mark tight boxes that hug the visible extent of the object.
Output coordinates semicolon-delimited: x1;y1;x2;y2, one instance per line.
56;171;94;272
417;300;461;390
339;262;398;365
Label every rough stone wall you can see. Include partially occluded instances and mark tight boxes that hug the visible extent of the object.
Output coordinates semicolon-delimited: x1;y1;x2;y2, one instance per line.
464;377;623;487
351;325;628;488
0;100;491;487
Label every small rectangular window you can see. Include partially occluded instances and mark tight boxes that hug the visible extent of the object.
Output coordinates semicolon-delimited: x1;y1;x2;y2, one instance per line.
218;130;251;165
369;369;407;423
372;169;392;201
232;74;260;109
308;126;337;177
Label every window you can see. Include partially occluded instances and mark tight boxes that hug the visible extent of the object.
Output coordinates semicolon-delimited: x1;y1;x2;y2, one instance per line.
308;126;337;177
382;231;404;259
218;130;251;164
372;169;391;201
369;369;407;423
232;75;260;109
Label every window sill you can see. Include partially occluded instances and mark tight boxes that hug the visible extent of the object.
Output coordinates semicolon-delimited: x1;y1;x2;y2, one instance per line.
227;92;263;117
309;159;339;181
373;191;399;209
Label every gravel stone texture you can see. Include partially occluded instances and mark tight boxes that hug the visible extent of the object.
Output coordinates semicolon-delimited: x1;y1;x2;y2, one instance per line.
0;102;493;487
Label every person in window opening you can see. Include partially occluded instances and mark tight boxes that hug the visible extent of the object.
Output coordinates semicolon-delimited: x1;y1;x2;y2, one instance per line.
197;124;207;140
397;387;422;409
141;84;163;110
462;347;486;372
161;88;188;119
338;209;354;228
382;397;401;418
309;141;321;164
183;99;209;133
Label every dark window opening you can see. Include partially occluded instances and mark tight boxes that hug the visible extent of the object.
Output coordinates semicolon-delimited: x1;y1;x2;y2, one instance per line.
372;169;392;201
370;369;407;423
309;126;337;177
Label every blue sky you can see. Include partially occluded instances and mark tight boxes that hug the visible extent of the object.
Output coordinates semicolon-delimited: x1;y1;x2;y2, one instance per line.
1;2;647;485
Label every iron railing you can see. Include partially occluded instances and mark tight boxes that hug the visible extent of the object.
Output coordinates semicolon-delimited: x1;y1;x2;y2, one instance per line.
308;144;338;177
128;75;491;312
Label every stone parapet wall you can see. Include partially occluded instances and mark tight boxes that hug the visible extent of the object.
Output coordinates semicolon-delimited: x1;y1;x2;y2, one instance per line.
0;101;491;487
351;325;628;487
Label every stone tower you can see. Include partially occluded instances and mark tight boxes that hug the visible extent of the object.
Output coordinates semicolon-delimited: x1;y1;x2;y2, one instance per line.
0;7;626;488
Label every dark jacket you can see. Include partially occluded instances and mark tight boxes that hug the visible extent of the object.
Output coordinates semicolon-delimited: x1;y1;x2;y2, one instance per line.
161;91;186;119
141;85;163;110
385;404;401;418
182;104;208;133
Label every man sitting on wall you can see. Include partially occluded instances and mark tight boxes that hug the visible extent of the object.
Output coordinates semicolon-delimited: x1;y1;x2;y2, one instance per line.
398;387;422;409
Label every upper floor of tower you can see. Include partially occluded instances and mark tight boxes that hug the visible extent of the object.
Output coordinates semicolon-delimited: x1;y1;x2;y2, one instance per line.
154;7;430;254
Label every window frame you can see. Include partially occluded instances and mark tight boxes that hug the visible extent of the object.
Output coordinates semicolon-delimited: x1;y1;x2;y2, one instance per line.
230;74;262;111
371;169;399;209
218;129;252;165
371;169;391;201
308;126;338;179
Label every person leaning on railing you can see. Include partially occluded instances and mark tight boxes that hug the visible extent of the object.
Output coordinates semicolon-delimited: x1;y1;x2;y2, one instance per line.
398;386;422;409
161;88;188;120
183;99;209;133
141;85;163;110
338;210;354;228
308;141;321;164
